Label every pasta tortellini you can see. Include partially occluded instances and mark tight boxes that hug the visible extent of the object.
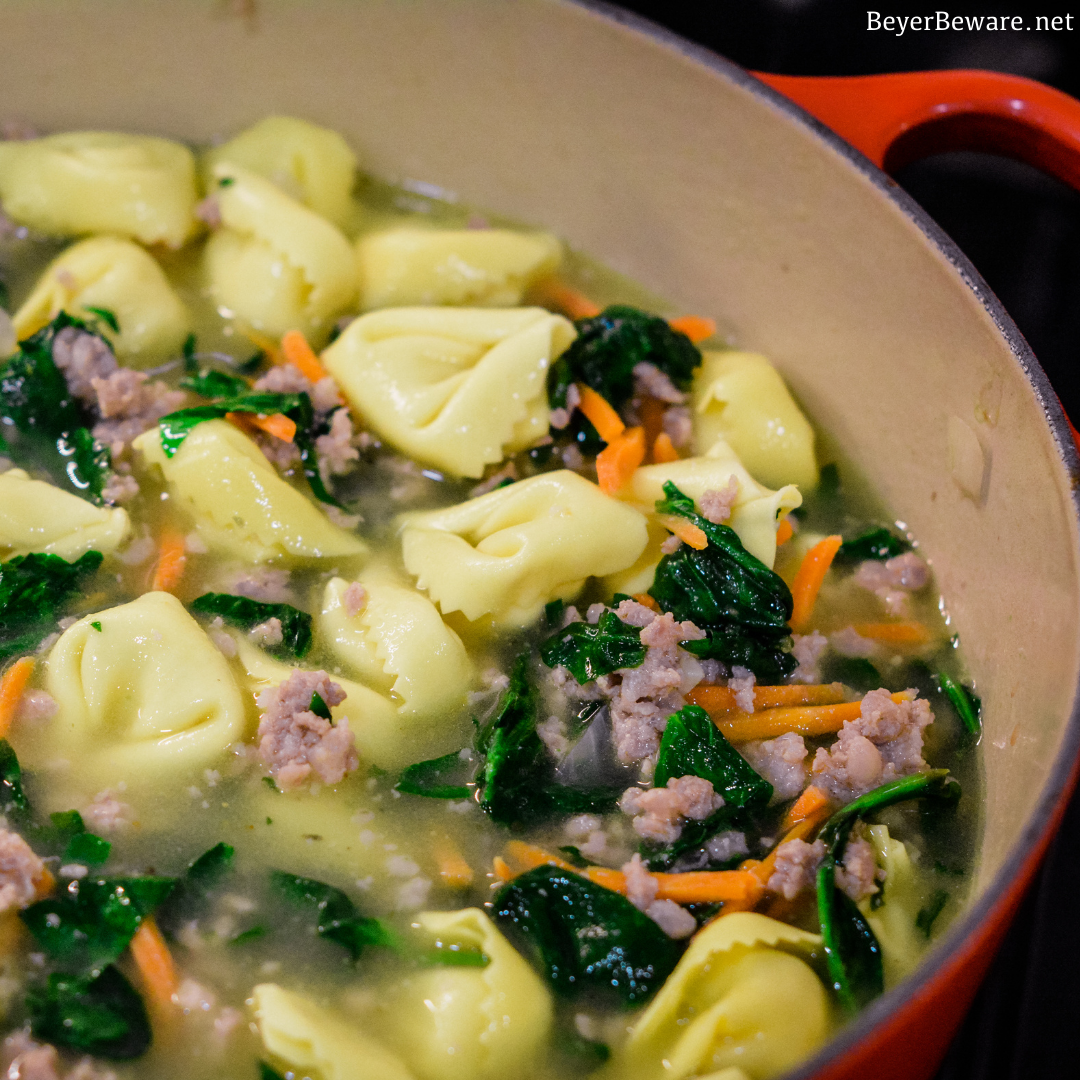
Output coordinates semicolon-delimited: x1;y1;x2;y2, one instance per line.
604;436;802;596
253;984;415;1080
203;115;359;230
133;419;367;564
400;470;649;626
864;824;928;984
614;912;828;1080
356;227;562;311
0;468;130;561
12;236;191;362
691;351;818;491
202;164;357;344
322;307;575;478
14;592;247;806
385;908;553;1080
0;132;199;247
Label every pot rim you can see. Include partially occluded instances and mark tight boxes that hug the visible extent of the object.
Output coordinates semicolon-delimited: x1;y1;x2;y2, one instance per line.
571;0;1080;1074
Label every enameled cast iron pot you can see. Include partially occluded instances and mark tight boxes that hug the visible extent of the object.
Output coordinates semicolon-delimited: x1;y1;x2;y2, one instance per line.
3;2;1080;1077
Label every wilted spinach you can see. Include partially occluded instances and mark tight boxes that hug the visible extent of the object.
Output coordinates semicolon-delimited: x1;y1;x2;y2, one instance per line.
397;750;474;799
835;526;910;564
190;593;313;658
539;608;646;683
648;482;797;679
936;673;981;738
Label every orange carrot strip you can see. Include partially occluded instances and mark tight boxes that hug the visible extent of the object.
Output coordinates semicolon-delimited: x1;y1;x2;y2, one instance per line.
656;514;708;550
34;867;55;901
130;917;178;1014
577;384;625;443
492;856;513;883
668;315;717;343
151;530;188;594
247;412;297;443
281;329;330;383
639;397;666;461
242;327;283;366
781;785;831;832
651;432;680;464
583;866;762;904
434;836;474;888
775;517;794;546
504;840;576;874
596;426;646;496
630;593;661;613
789;534;843;632
688;682;846;713
714;691;914;743
532;279;602;320
852;621;931;645
0;657;35;738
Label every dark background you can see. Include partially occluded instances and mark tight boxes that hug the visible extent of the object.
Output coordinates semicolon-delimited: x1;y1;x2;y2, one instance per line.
617;2;1080;1078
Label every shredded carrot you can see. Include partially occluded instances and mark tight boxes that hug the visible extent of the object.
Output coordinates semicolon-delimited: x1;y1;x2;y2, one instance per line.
852;621;931;645
34;867;55;902
714;691;914;743
281;329;330;383
687;682;846;714
596;426;646;496
775;517;794;546
781;785;831;832
584;866;763;904
504;840;575;874
247;412;297;443
130;917;178;1015
0;657;35;738
631;593;661;613
532;278;601;320
151;530;188;594
434;836;474;888
789;534;843;632
668;315;717;343
242;327;283;366
651;432;680;464
656;514;708;550
577;384;625;443
747;807;833;886
639;397;666;461
492;856;513;883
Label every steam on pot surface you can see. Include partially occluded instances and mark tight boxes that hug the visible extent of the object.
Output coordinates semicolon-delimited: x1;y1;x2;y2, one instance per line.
0;117;980;1080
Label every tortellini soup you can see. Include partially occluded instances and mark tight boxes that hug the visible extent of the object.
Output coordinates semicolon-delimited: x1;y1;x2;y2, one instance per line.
0;115;980;1080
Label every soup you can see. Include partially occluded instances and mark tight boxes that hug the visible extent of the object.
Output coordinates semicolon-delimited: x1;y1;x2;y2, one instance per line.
0;116;980;1080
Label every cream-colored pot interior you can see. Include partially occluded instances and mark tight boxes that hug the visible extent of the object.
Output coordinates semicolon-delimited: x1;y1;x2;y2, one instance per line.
3;0;1079;984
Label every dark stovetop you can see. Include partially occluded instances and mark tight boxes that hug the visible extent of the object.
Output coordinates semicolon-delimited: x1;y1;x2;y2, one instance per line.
616;3;1080;1077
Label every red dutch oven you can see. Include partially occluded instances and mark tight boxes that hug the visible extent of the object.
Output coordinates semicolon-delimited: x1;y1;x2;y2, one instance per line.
3;2;1080;1078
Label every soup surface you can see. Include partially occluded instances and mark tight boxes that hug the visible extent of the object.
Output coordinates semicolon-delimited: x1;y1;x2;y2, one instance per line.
0;117;980;1080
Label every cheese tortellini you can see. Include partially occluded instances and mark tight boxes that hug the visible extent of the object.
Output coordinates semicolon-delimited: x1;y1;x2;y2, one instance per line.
864;825;929;984
134;419;367;565
0;468;130;561
604;436;802;596
202;164;357;344
356;227;562;311
253;984;415;1080
0;132;199;247
386;908;553;1080
12;236;191;362
691;351;818;491
401;470;649;627
613;912;829;1080
322;307;574;478
203;115;359;230
14;592;247;805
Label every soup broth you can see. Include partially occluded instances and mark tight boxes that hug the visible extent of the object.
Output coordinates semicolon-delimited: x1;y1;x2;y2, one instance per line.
0;118;979;1080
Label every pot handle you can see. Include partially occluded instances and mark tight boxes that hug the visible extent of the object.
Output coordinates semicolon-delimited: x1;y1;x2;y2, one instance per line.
756;69;1080;450
753;70;1080;188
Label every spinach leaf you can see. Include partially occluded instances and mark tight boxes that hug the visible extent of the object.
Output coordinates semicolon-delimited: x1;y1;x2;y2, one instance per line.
0;738;28;812
0;550;102;648
397;750;474;799
260;1063;287;1080
648;483;796;679
550;306;701;411
309;691;332;721
493;864;682;1006
27;964;151;1059
420;943;489;967
653;704;773;806
64;831;111;867
180;368;250;399
540;609;646;683
937;673;981;738
190;593;313;658
157;842;234;932
271;871;396;960
42;810;109;864
82;306;120;334
21;876;176;974
916;889;949;937
644;804;750;871
475;655;620;825
836;527;910;564
0;313;113;503
815;770;960;1012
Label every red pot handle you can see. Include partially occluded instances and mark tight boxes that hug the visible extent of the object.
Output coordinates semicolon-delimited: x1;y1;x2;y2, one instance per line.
755;69;1080;451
